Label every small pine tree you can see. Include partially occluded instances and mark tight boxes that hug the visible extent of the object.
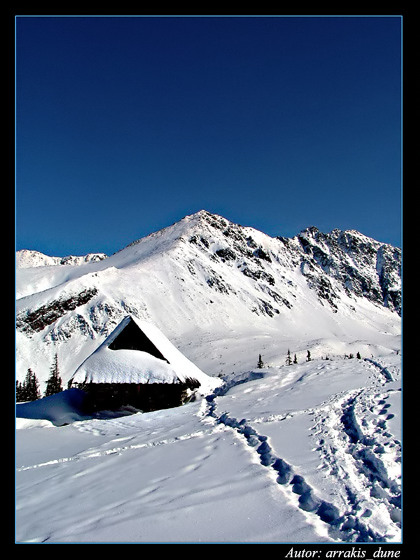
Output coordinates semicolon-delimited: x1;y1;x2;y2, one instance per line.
356;352;361;359
306;350;311;362
44;353;63;397
293;354;298;364
286;349;292;366
257;354;264;369
16;380;24;402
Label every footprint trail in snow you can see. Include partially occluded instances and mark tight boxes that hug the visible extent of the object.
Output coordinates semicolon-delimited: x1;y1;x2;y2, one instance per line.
199;357;401;543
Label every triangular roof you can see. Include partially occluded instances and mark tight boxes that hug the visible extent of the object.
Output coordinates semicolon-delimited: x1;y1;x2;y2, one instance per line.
107;317;169;361
71;316;221;393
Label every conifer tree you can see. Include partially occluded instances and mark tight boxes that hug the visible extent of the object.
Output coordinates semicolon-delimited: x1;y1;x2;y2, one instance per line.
286;349;292;366
257;354;264;369
19;369;41;401
293;354;298;364
16;380;24;402
44;353;63;397
306;350;311;362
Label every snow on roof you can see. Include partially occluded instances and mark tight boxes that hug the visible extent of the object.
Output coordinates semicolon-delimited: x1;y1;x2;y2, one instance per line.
71;316;221;393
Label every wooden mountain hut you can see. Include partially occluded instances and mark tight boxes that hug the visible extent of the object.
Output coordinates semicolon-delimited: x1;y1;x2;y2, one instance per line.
69;315;220;412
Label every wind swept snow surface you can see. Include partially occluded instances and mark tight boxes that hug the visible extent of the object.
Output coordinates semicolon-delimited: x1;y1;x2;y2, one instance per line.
16;352;401;543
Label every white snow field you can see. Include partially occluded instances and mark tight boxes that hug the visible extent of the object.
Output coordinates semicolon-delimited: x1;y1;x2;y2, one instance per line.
16;350;401;544
15;211;402;543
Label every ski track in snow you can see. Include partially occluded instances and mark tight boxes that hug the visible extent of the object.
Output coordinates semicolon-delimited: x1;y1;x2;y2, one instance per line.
16;428;217;472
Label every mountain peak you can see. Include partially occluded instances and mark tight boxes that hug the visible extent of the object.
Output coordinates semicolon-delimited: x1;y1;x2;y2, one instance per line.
16;209;401;391
185;209;231;228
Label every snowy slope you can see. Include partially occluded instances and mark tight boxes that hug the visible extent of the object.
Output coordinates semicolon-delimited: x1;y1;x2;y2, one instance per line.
16;352;401;543
15;210;401;392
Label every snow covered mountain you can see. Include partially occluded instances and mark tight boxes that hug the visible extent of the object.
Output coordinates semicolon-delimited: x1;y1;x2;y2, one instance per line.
15;210;401;391
16;249;107;268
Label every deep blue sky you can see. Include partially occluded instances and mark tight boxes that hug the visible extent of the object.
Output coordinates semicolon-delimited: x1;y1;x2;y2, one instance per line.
15;15;402;256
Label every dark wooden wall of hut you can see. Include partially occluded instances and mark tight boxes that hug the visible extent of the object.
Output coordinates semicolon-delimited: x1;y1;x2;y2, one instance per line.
80;379;200;413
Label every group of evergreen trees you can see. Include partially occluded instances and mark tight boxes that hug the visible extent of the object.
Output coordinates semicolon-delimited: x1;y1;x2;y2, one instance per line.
16;353;63;402
285;349;311;366
257;350;309;369
257;349;363;370
345;352;362;360
16;368;40;402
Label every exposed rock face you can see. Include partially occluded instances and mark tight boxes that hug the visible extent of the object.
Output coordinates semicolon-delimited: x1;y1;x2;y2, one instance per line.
292;226;401;314
186;211;401;315
16;288;99;333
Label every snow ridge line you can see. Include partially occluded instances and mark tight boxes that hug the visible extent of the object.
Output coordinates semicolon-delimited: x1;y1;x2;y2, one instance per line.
202;376;386;543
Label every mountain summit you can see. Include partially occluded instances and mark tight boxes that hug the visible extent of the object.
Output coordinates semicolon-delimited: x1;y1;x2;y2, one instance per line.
16;211;401;389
